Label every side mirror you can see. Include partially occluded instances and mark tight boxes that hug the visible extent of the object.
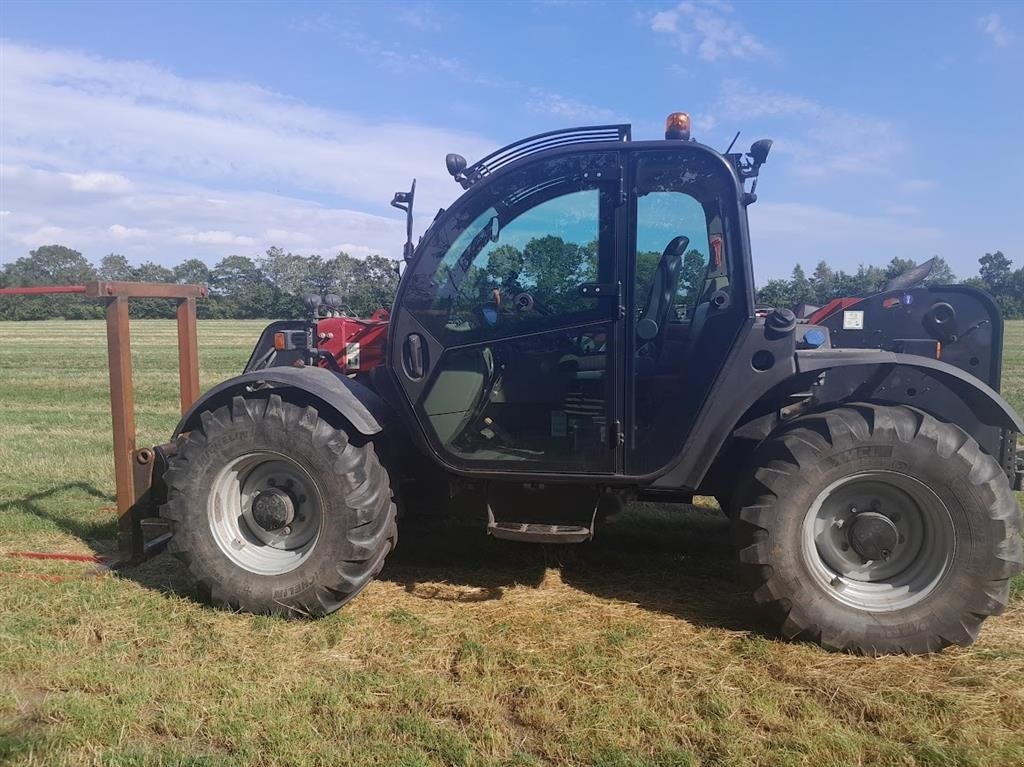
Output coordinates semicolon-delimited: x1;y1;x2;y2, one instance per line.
323;293;343;316
750;139;773;167
446;153;467;179
304;294;323;317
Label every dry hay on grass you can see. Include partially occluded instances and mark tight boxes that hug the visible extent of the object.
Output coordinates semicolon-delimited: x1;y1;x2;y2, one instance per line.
1;319;1023;766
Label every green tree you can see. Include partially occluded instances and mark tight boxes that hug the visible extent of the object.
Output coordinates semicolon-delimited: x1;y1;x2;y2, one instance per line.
679;249;707;307
97;253;136;281
4;244;96;286
0;245;100;320
811;261;836;304
173;258;211;286
789;264;815;305
979;251;1014;294
756;279;795;309
210;255;276;318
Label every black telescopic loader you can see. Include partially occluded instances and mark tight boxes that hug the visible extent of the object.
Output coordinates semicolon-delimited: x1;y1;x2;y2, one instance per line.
153;113;1023;655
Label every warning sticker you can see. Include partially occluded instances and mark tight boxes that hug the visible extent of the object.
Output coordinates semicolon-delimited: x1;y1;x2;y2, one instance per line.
842;310;865;331
345;342;360;371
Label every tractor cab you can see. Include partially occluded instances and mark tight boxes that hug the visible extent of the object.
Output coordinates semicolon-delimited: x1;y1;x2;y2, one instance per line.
387;115;764;480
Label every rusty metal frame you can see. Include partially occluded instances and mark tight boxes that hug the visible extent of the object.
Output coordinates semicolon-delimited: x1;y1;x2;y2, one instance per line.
2;281;207;562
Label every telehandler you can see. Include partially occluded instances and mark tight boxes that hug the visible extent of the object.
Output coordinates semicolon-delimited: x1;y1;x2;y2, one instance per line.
153;113;1023;654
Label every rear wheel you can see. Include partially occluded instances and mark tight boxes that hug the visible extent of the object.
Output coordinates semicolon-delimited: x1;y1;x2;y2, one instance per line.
733;403;1022;654
161;394;397;617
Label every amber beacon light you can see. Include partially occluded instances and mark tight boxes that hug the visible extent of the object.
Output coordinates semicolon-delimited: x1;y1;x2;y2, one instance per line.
664;112;691;140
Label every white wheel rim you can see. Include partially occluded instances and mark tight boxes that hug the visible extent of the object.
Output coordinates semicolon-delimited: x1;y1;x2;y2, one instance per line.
208;451;323;575
801;471;956;612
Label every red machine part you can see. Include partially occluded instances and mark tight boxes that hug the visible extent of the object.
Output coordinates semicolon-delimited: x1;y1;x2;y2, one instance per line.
315;309;390;374
807;297;863;326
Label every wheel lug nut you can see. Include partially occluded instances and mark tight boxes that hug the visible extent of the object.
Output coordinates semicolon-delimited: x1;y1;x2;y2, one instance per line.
281;526;291;535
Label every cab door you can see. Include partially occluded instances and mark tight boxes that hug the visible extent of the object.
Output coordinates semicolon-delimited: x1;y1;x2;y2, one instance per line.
625;147;749;475
390;150;623;474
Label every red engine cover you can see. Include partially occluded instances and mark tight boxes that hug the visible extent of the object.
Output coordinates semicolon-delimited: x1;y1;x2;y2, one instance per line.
315;310;390;374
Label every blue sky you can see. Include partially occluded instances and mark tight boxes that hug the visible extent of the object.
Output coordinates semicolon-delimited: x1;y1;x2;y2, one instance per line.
1;0;1021;283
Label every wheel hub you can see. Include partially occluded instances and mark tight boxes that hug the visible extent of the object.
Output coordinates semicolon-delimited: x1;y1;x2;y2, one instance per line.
802;471;955;612
250;488;296;531
847;510;899;562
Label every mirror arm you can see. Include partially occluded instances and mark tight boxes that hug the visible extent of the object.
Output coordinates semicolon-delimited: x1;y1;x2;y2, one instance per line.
390;179;417;261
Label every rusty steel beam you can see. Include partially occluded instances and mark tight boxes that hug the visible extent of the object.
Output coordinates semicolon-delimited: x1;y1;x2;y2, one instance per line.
176;296;201;413
85;281;207;299
2;280;207;563
104;295;138;558
0;285;88;295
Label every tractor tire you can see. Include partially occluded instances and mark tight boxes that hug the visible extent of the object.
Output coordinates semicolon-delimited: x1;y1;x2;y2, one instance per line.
160;394;397;617
732;403;1022;655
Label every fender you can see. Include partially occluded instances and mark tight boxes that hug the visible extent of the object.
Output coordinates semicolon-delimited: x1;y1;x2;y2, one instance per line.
655;335;1022;491
795;348;1024;432
173;366;387;438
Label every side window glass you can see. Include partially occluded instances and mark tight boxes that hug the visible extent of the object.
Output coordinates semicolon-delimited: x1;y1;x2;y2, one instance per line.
420;189;603;341
635;191;711;320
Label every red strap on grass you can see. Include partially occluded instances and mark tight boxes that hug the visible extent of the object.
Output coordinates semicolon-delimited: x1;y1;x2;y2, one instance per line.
6;551;108;563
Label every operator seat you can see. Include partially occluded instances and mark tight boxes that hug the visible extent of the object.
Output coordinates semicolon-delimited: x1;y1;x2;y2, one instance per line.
636;235;688;349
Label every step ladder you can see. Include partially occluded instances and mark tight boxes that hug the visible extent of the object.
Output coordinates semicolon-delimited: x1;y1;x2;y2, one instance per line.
486;503;597;544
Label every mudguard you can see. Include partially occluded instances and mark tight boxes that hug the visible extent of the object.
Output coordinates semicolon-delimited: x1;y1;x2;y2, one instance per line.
173;366;387;438
656;334;1022;491
795;348;1024;432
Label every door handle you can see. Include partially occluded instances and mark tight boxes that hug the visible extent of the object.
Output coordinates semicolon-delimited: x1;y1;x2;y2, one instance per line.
578;282;620;298
578;281;624;319
404;333;425;379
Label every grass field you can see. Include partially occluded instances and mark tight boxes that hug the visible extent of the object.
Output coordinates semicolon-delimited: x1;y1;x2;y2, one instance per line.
1;320;1022;767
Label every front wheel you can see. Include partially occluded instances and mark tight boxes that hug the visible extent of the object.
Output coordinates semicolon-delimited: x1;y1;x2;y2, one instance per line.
733;403;1022;654
160;394;397;617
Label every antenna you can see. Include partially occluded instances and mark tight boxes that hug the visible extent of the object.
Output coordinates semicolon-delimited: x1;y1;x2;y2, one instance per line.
725;131;741;154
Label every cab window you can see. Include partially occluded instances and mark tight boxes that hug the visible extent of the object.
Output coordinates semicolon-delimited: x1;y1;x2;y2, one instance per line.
635;192;712;320
421;189;603;342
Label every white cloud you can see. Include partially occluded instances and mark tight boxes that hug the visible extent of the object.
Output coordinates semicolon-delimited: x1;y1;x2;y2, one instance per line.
0;41;498;264
901;178;936;194
396;4;443;32
325;21;618;123
178;230;257;247
748;202;943;281
1;163;408;263
978;13;1014;48
526;89;621;122
650;1;773;62
712;80;905;178
66;171;134;194
109;224;146;239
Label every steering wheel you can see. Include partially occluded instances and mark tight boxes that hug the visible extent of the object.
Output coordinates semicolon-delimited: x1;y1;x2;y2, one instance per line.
513;292;535;312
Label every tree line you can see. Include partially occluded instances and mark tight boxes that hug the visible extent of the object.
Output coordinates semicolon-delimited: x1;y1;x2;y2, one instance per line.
0;245;400;320
755;252;1024;319
1;244;1021;321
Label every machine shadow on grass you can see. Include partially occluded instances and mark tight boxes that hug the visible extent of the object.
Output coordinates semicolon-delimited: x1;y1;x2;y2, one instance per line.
377;501;762;634
19;490;760;634
0;482;117;545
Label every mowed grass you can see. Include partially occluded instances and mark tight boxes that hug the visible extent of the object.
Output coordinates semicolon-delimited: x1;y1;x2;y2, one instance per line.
1;319;1022;767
